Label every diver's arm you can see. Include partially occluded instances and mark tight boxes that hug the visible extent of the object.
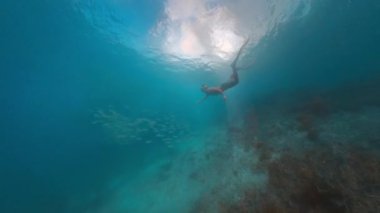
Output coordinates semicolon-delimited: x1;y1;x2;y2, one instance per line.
221;91;227;101
223;94;227;101
198;95;208;104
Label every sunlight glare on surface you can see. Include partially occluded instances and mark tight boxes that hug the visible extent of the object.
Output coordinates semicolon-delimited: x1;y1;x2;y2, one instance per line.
154;0;245;61
75;0;312;71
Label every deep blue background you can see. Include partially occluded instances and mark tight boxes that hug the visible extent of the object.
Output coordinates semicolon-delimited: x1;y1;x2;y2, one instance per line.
0;0;379;212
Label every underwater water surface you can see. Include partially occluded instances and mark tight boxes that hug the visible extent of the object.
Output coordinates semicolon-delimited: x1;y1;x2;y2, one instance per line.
1;0;380;212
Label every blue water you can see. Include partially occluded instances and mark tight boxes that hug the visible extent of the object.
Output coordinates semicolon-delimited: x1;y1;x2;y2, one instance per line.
1;0;379;212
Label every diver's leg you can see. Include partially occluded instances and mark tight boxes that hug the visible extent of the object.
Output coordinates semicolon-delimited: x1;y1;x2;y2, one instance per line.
231;70;239;84
221;40;247;91
221;70;239;91
231;38;249;70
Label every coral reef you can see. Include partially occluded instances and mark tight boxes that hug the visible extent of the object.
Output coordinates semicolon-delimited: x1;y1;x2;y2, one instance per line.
221;144;380;212
191;102;380;212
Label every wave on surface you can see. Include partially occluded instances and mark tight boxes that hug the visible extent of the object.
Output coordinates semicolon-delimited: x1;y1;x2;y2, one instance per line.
74;0;311;71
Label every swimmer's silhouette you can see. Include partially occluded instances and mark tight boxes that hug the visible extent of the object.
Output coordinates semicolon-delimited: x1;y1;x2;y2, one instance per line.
199;39;249;103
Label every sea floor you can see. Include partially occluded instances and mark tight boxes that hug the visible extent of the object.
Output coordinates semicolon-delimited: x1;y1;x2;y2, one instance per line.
85;81;380;213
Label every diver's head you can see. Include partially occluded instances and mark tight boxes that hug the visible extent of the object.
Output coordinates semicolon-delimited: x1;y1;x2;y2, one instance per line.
201;84;208;93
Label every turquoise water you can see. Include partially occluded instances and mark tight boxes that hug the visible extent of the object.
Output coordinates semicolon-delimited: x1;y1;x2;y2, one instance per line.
1;0;379;212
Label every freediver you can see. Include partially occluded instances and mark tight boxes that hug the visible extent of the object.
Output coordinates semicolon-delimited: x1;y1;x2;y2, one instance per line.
198;38;249;103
